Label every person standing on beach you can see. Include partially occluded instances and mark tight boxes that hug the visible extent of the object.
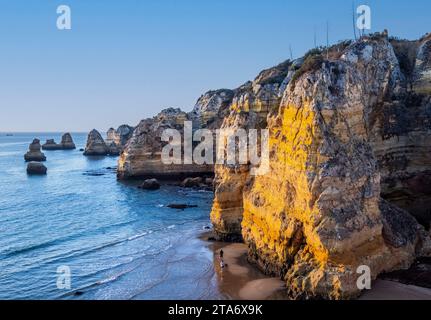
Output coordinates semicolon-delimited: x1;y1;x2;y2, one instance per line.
219;249;224;259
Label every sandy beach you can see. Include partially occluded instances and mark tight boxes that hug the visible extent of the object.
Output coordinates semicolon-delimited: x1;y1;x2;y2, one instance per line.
202;233;431;300
201;233;287;300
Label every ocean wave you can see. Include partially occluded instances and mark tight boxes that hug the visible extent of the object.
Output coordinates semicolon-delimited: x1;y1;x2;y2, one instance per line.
0;142;26;148
0;151;20;157
127;232;148;241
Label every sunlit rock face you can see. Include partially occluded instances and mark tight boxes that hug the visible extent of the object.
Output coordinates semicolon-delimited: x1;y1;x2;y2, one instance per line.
211;33;431;299
117;108;214;179
211;60;293;241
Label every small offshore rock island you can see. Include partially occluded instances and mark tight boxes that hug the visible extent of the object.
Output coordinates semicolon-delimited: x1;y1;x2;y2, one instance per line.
109;31;431;299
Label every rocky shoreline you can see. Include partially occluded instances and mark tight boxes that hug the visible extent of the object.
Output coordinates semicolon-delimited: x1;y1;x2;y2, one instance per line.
21;31;431;300
113;31;431;299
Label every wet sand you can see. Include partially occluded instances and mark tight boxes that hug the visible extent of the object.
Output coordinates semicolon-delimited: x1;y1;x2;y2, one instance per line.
201;233;287;300
201;232;431;300
360;280;431;300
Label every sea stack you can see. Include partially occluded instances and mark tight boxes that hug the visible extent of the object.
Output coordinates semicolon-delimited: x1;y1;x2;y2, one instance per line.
115;125;134;147
60;133;76;149
105;125;134;153
24;139;46;162
27;162;47;175
42;139;61;150
83;129;109;156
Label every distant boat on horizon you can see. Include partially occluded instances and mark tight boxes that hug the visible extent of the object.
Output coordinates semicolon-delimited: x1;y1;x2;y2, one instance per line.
5;134;13;136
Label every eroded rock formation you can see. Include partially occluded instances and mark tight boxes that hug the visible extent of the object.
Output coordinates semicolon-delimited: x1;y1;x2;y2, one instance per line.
116;31;431;299
211;60;292;241
210;33;431;299
27;162;47;175
24;139;46;162
117;108;214;179
61;133;76;150
42;139;61;150
42;133;76;150
106;125;134;152
83;129;109;156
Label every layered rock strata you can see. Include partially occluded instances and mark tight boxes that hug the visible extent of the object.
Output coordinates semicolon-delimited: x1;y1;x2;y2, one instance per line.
116;31;431;299
24;139;46;162
118;107;215;179
211;33;431;298
211;60;292;241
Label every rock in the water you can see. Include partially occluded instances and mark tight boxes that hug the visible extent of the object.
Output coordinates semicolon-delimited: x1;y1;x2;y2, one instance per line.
106;125;134;153
83;129;109;156
181;177;203;188
42;133;76;151
24;139;46;162
167;204;198;210
42;139;61;150
27;162;47;175
138;178;160;190
117;108;213;179
106;128;117;145
107;142;121;156
61;133;76;149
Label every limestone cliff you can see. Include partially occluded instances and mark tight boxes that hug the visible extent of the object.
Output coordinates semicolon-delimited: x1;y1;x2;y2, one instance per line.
211;33;431;299
211;60;293;241
115;31;431;299
117;88;234;179
374;34;431;228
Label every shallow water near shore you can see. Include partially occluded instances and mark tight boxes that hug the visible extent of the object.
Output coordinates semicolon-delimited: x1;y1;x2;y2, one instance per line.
0;132;288;300
4;133;429;300
0;133;222;299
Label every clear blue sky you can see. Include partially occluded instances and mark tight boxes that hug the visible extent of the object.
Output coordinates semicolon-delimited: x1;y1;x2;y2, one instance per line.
1;0;430;132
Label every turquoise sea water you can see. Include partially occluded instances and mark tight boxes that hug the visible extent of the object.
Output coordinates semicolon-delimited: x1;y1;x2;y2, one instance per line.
0;133;221;299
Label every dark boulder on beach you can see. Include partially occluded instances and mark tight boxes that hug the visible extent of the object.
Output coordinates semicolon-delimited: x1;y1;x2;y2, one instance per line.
138;178;160;190
27;162;47;175
24;139;46;162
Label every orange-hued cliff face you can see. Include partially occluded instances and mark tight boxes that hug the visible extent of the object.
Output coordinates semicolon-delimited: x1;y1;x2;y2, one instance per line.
117;32;431;299
211;33;431;299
